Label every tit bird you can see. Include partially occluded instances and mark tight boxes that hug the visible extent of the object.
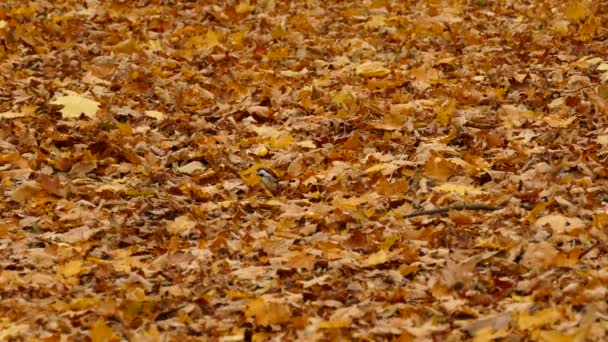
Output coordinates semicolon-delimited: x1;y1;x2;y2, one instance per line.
256;168;279;193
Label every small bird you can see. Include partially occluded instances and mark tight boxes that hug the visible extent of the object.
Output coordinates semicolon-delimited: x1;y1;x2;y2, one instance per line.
256;168;279;193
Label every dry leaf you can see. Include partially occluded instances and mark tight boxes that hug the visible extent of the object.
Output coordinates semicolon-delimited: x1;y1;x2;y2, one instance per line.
245;298;292;326
90;318;115;342
356;61;390;77
50;91;99;119
167;215;196;235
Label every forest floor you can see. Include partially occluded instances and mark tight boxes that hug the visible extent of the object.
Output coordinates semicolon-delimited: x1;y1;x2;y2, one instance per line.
1;0;608;341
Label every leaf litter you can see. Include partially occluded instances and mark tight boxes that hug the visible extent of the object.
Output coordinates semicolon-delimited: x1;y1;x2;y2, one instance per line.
0;0;608;340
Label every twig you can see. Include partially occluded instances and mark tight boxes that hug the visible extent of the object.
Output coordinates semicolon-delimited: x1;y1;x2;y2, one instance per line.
403;203;503;219
549;84;595;94
578;241;600;260
403;202;540;219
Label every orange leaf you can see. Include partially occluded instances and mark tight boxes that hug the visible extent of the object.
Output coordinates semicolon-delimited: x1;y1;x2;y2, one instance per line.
245;298;291;326
38;174;66;197
526;199;554;223
435;98;456;125
517;308;562;330
286;251;316;271
90;318;115;342
423;156;453;181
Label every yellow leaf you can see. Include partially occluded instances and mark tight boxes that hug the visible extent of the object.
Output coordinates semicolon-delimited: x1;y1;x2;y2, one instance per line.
436;98;456;125
363;249;388;267
296;140;316;149
50;91;99;119
271;25;287;39
90;318;115;342
542;114;576;128
473;327;510;342
70;297;100;310
116;122;132;136
332;92;356;108
564;1;588;22
365;163;399;175
336;195;366;210
267;47;290;60
379;234;399;250
253;145;269;156
239;163;268;186
535;330;578;342
60;259;83;278
230;31;245;48
399;264;419;277
269;133;293;149
526;199;554;223
245;298;291;326
579;15;601;41
434;183;484;196
318;319;351;329
599;84;608;100
475;236;503;249
251;125;280;138
235;0;255;14
0;111;27;119
365;15;386;29
21;104;38;115
517;307;562;330
144;110;165;120
204;29;221;48
551;19;570;36
494;87;508;100
225;290;251;300
356;61;390;77
499;104;537;128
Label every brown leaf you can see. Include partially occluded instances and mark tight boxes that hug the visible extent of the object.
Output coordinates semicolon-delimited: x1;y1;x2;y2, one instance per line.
38;174;66;197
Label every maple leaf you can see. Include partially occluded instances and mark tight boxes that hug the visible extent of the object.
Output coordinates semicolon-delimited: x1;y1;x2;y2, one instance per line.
356;61;390;77
235;0;255;14
245;298;291;326
166;215;196;235
90;318;115;342
564;1;588;22
50;91;99;119
365;15;387;29
435;98;456;125
434;183;484;196
362;249;388;267
517;308;562;330
144;110;165;120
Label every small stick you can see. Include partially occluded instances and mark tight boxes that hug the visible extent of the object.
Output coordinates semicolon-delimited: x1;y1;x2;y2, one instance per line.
403;203;503;219
549;84;595;94
578;241;600;260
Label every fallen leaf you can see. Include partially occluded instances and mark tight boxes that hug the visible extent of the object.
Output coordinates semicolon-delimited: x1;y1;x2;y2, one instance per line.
433;183;484;196
144;110;165;120
517;307;562;330
167;215;196;235
50;91;99;119
176;161;206;175
90;318;115;342
356;61;390;77
363;249;388;267
245;298;291;326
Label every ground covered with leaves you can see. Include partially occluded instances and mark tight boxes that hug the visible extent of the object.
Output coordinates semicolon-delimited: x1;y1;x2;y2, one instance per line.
1;0;608;340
